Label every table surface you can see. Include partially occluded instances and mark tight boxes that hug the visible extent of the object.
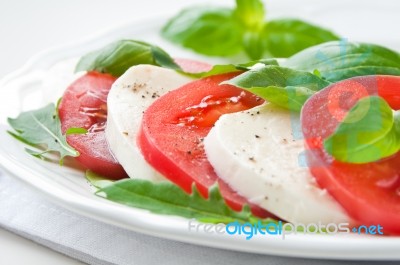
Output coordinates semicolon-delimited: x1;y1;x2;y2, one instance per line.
1;0;399;264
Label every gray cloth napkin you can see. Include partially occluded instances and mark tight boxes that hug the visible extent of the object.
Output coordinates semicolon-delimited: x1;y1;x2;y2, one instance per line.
0;169;397;265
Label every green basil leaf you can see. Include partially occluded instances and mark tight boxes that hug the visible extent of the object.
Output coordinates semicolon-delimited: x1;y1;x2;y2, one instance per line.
89;171;277;224
7;103;79;162
250;86;316;112
235;58;279;70
224;65;330;111
150;45;181;71
243;30;265;60
234;0;265;29
284;41;400;82
262;19;339;58
75;40;180;77
324;96;400;163
161;7;244;56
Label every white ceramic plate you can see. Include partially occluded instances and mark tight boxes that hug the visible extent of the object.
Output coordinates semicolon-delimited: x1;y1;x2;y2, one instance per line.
1;14;400;261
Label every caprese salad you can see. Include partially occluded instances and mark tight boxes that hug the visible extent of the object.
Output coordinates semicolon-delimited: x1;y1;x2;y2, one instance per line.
7;38;400;236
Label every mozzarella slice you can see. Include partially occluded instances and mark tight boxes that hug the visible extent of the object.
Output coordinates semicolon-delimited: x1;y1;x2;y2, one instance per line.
204;104;351;224
106;65;192;181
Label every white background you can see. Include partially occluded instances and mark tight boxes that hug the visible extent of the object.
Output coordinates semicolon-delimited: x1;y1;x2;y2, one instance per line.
1;0;399;264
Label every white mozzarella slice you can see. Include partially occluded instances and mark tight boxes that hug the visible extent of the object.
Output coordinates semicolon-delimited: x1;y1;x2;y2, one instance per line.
106;65;192;181
204;104;351;224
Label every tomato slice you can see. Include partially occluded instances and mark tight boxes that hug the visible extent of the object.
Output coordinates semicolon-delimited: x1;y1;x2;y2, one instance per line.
301;75;400;234
138;72;272;218
58;72;127;179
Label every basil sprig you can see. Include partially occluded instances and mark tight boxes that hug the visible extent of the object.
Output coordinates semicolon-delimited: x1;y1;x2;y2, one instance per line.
324;96;400;164
162;0;339;60
225;65;330;111
75;40;181;77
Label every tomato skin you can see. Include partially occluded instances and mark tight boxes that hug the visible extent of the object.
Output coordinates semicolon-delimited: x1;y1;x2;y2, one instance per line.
59;72;128;179
138;72;273;218
301;75;400;234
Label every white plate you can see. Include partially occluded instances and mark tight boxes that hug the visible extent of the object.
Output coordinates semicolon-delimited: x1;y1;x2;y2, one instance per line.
0;14;400;261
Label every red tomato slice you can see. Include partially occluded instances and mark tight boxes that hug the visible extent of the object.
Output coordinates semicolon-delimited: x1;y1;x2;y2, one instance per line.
301;75;400;234
58;72;127;179
138;73;273;218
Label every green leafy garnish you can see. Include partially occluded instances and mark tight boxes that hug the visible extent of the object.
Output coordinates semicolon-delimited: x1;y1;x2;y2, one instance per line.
283;41;400;82
235;0;265;29
262;19;339;58
162;7;244;57
86;171;275;224
75;40;181;77
7;103;78;163
324;96;400;163
162;0;339;60
224;65;330;111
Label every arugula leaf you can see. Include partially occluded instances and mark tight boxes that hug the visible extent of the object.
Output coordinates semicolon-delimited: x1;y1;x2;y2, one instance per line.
87;171;275;224
75;40;181;77
7;103;78;163
283;41;400;82
324;96;400;163
262;19;339;58
224;65;330;111
162;7;244;57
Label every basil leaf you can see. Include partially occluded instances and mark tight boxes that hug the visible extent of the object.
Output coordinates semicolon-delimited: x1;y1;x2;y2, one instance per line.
150;45;181;71
262;19;339;58
324;96;400;163
243;30;265;60
162;1;340;60
162;7;244;57
235;58;279;70
234;0;265;29
224;65;330;111
89;171;276;224
7;103;78;163
75;40;180;77
284;41;400;82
